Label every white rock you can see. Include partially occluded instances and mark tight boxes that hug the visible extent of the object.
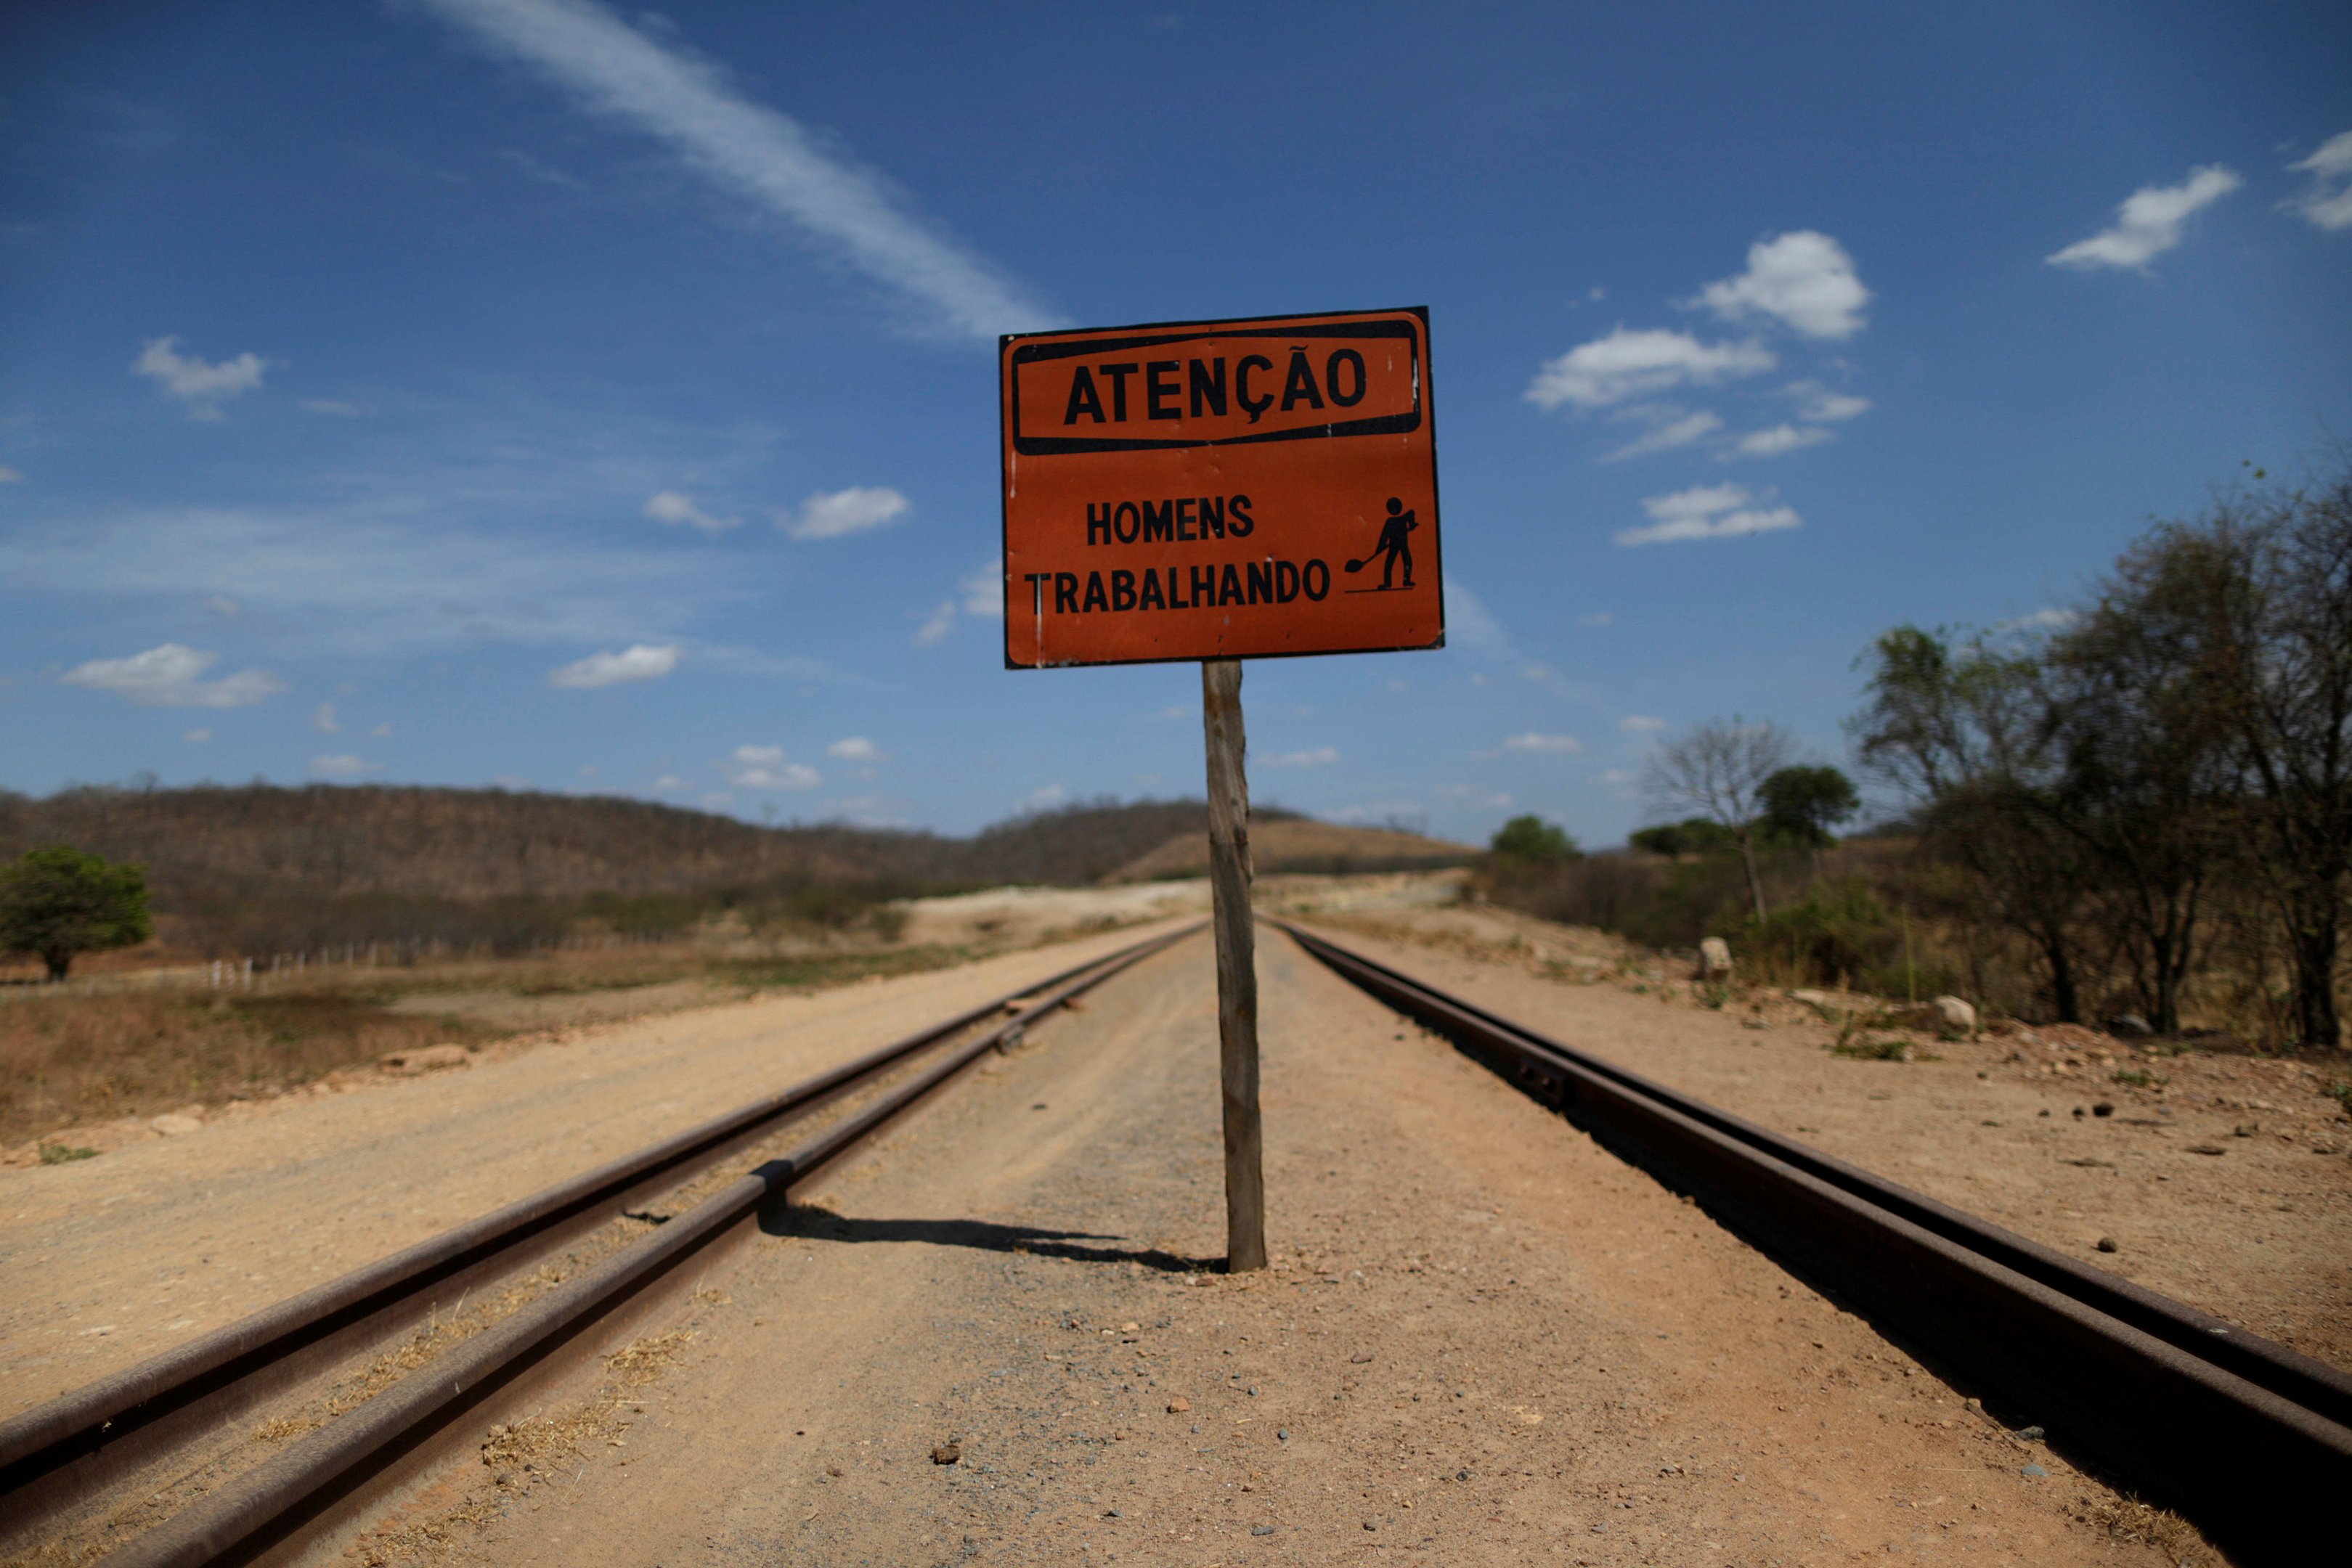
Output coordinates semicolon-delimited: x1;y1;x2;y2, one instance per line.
1695;938;1734;981
149;1114;203;1136
1889;995;1977;1033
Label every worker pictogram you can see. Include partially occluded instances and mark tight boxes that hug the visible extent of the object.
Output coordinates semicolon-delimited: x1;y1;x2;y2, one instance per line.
1344;497;1418;591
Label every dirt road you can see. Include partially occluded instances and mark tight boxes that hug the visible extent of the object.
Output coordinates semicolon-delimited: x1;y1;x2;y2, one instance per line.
335;929;2189;1566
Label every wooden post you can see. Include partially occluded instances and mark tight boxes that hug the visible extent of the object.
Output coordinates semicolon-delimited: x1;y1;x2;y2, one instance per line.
1201;657;1266;1273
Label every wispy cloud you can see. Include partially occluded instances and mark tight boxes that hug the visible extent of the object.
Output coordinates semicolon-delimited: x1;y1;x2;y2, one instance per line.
911;557;1001;645
1616;483;1802;547
721;743;818;790
1264;746;1340;768
312;701;341;734
1600;407;1722;462
1693;231;1870;340
1502;732;1582;754
781;485;908;541
0;505;725;655
414;0;1059;338
1786;380;1871;422
184;727;212;743
131;336;266;419
2284;131;2352;232
1526;327;1773;411
0;465;23;483
1726;423;1835;459
1619;714;1669;733
645;489;739;532
2048;166;2241;271
309;753;375;779
826;736;883;761
61;644;285;708
550;643;680;687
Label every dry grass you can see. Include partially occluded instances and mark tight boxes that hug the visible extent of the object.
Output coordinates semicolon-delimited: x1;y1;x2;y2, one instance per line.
0;986;500;1147
0;941;986;1151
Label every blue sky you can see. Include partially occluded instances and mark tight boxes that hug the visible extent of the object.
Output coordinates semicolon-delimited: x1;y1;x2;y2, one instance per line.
3;1;2348;846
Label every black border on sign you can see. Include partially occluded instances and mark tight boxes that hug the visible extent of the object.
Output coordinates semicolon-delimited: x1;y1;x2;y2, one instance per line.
1007;320;1419;455
998;306;1443;672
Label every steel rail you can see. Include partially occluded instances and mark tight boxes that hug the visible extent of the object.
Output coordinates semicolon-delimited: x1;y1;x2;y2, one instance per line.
1271;918;2349;1565
1;922;1200;1563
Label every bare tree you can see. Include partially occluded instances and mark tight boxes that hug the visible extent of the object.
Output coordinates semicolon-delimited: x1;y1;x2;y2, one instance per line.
1645;716;1795;920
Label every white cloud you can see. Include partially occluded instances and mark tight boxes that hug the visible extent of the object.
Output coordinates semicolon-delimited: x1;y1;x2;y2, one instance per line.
312;701;340;733
644;489;738;532
1998;607;2078;632
913;600;956;647
203;595;243;618
1503;732;1582;754
1265;746;1340;768
370;722;394;738
1578;611;1613;627
183;727;211;743
1442;573;1512;661
1024;783;1068;809
1728;424;1836;459
2284;131;2352;232
1600;768;1639;787
62;644;286;708
549;643;680;687
414;0;1058;338
1616;483;1803;547
1526;327;1773;411
309;754;375;779
1619;714;1669;733
1786;380;1871;422
578;764;600;778
722;743;818;790
781;486;909;541
2048;166;2242;270
298;399;370;417
651;773;688;790
910;557;1000;645
131;337;266;418
1600;407;1722;462
0;465;20;483
961;558;1004;618
1694;231;1869;340
827;736;883;761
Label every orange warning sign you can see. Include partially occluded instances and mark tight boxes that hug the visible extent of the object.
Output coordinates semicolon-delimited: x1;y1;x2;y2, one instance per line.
1000;307;1442;668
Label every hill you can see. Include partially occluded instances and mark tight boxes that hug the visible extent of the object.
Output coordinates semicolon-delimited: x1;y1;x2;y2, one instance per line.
0;785;1463;956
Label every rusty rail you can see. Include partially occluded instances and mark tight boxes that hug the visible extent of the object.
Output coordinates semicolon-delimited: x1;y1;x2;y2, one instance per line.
0;923;1200;1566
1271;918;2349;1565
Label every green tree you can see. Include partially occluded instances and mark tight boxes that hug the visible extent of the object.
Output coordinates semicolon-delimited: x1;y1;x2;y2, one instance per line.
1627;817;1737;857
1758;766;1860;848
0;846;153;980
1852;625;2091;1022
1489;814;1578;865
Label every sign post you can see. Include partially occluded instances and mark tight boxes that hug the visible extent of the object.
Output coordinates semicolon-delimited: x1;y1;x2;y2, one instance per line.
1000;307;1442;1270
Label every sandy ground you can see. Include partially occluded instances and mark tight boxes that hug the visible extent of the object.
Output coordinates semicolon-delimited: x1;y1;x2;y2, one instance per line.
1288;891;2352;1371
892;883;1211;951
0;919;1192;1417
337;930;2192;1568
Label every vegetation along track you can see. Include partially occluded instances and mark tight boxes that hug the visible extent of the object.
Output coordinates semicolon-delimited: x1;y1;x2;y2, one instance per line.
0;922;1202;1568
1271;918;2351;1566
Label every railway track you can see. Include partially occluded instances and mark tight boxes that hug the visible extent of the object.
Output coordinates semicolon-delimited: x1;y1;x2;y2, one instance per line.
1272;918;2350;1566
0;923;1200;1568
